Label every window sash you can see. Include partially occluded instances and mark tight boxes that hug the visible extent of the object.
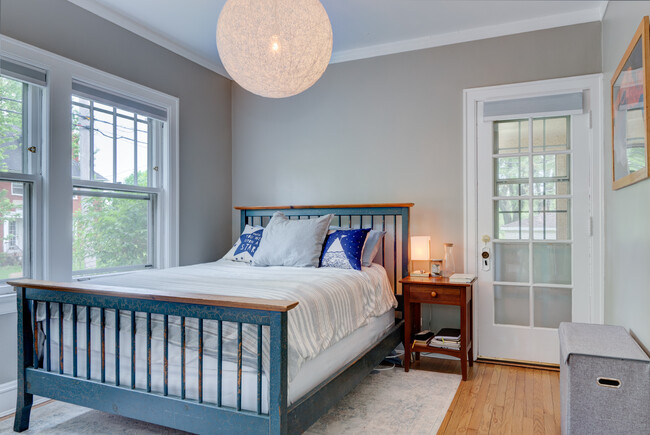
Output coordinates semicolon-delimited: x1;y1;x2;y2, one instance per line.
72;188;156;276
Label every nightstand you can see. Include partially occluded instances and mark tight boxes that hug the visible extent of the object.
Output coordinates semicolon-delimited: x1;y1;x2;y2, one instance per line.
400;275;476;381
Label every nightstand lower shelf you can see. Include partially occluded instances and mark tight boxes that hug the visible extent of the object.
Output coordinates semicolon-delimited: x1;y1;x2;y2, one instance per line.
411;343;472;359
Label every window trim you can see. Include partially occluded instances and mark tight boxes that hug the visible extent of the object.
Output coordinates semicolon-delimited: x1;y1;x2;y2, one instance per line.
1;35;180;298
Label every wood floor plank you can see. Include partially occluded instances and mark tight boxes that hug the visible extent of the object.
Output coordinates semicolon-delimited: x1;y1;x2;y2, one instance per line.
430;360;561;435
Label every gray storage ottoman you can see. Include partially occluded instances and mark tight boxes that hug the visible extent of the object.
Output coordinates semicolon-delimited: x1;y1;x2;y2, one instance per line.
559;322;650;435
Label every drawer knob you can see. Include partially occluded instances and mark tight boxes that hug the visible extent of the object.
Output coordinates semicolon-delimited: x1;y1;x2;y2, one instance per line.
430;291;437;298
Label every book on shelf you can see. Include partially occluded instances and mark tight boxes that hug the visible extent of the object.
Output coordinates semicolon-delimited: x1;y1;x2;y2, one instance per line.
435;328;461;341
412;330;435;347
427;337;461;350
448;273;476;283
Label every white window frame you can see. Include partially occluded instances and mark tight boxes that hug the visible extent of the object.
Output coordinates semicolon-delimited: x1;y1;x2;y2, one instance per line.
11;182;24;196
0;35;179;313
0;65;44;299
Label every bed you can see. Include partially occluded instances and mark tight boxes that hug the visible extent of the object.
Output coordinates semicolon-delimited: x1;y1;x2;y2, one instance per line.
11;203;412;434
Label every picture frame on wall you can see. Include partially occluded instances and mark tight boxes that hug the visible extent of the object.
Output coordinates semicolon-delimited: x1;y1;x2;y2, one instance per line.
611;16;650;190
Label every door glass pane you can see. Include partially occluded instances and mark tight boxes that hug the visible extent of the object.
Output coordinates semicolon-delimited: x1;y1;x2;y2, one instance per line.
534;287;572;328
533;243;571;284
495;156;529;196
533;116;570;152
494;243;529;283
532;154;570;195
495;200;529;240
532;199;570;240
494;285;529;326
494;119;529;154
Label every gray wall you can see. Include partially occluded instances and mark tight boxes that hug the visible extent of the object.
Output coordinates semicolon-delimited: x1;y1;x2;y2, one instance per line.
0;0;231;407
602;2;650;350
232;22;602;332
0;0;233;267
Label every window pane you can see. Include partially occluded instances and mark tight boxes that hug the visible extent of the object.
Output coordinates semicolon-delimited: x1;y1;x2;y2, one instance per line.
73;191;151;273
494;156;529;196
533;243;571;284
494;119;529;154
0;77;26;173
533;116;570;152
93;109;114;182
534;287;572;328
72;98;156;187
0;181;27;280
532;199;570;240
116;115;135;184
494;285;529;326
494;243;529;283
495;200;529;240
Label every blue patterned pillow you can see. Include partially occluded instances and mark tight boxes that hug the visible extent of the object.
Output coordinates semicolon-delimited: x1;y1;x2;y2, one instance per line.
222;225;264;263
320;229;370;270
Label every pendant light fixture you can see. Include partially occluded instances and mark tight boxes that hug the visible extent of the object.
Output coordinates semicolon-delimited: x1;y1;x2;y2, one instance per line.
216;0;333;98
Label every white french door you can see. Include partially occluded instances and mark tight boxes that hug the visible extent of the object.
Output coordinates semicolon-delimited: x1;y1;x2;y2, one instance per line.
466;76;603;365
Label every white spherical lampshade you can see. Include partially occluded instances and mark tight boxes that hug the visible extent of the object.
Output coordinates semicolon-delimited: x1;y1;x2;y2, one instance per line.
217;0;333;98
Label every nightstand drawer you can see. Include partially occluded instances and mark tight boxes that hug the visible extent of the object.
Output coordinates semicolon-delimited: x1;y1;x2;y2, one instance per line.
408;285;460;304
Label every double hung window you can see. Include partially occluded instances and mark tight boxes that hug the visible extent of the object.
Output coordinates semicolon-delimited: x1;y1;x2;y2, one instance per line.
0;59;45;285
71;81;167;276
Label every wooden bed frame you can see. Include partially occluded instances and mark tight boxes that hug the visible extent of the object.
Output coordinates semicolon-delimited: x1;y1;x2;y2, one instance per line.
11;203;412;434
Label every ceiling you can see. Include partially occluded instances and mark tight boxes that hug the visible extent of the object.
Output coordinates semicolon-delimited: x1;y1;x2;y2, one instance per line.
68;0;607;78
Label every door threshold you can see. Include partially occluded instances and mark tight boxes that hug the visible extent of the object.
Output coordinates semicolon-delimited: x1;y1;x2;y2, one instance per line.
477;356;559;371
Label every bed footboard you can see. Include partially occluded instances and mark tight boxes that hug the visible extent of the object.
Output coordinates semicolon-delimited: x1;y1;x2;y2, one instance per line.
10;279;298;435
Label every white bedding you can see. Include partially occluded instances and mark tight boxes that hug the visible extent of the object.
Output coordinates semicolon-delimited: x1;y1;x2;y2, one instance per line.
38;260;397;409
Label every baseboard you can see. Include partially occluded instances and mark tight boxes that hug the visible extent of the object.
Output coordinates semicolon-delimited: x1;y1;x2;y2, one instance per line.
476;356;559;371
0;381;48;419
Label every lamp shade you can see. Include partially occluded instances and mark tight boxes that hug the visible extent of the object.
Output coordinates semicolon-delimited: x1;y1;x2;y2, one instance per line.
411;236;431;261
216;0;333;99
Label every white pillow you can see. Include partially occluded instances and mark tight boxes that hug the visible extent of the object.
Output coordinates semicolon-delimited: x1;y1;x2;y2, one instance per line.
361;230;387;267
222;225;264;263
253;212;333;267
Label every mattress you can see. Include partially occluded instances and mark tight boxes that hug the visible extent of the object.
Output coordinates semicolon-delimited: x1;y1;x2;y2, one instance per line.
40;260;397;412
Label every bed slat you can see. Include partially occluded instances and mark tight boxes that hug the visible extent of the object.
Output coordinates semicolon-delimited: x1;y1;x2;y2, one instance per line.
146;312;151;392
114;309;120;386
33;301;38;370
163;314;169;396
58;303;63;374
72;305;77;377
257;324;262;415
130;311;136;389
198;318;203;403
181;316;186;400
237;322;243;411
217;320;223;407
86;306;91;380
100;308;105;383
45;303;50;372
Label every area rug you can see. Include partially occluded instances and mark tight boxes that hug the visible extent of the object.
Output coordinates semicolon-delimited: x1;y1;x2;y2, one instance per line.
0;368;460;434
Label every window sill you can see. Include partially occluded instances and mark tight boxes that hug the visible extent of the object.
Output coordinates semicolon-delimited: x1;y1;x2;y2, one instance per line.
0;292;16;316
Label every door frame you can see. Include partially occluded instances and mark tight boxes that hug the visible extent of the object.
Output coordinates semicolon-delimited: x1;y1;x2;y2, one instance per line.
463;74;605;360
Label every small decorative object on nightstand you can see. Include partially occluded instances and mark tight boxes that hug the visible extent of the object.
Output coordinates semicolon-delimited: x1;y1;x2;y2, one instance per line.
400;274;476;381
410;236;430;277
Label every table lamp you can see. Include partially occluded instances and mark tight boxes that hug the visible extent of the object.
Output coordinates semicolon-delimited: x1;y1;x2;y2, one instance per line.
410;236;430;277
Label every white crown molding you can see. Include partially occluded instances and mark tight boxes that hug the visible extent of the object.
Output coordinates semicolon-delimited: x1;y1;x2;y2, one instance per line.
66;0;230;78
330;7;603;64
599;0;610;21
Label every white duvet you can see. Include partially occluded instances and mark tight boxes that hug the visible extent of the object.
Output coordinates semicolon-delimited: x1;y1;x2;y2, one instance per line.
38;260;397;381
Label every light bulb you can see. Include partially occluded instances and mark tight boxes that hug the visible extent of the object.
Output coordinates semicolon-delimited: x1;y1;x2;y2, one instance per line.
270;35;280;53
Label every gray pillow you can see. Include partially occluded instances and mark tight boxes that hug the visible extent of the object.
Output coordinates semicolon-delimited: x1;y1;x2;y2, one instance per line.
361;230;387;266
252;212;333;267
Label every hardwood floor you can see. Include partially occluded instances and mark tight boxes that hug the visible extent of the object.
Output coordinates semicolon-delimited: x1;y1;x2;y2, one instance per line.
410;358;560;435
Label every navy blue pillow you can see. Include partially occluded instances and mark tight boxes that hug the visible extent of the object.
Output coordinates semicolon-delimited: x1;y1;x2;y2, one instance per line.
320;229;370;270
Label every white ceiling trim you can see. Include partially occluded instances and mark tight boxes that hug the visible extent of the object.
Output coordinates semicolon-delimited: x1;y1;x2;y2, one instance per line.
68;0;603;78
330;7;603;64
67;0;230;78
